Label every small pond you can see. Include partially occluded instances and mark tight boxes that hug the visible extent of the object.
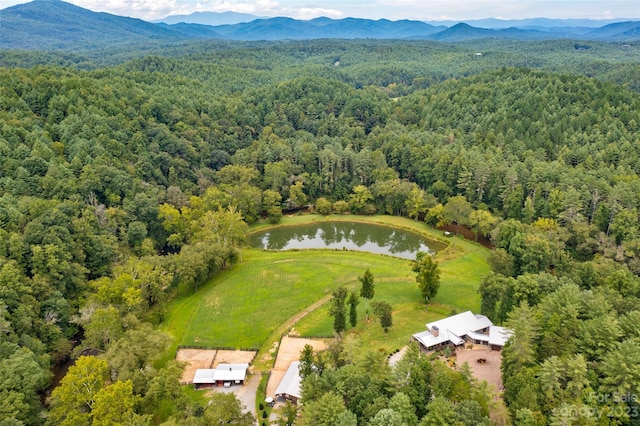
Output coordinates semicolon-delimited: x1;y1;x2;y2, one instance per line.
247;221;447;260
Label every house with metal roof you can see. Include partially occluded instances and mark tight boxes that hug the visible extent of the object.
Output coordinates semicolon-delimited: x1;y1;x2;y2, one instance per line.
412;311;510;352
274;361;302;404
192;363;249;389
488;325;512;350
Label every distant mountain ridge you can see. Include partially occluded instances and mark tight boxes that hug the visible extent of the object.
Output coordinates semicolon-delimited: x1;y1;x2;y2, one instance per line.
153;11;266;26
427;22;549;42
1;0;186;50
208;17;444;40
427;17;632;29
1;0;639;50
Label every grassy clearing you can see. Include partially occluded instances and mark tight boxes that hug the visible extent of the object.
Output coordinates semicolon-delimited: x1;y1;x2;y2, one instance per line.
434;234;490;313
160;214;489;364
160;238;414;359
180;249;406;348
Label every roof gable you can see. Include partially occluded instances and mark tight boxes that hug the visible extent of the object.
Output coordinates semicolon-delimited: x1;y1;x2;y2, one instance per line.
275;361;302;399
193;363;249;383
489;325;513;347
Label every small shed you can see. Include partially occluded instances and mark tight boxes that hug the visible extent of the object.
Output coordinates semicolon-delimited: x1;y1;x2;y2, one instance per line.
274;361;302;404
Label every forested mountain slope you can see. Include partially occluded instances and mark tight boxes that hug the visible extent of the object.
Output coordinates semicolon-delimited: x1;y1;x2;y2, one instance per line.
3;38;639;96
1;43;639;424
1;0;186;50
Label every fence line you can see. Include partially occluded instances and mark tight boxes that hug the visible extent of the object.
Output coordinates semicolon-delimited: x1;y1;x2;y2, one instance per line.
176;344;259;352
289;333;332;339
175;344;260;366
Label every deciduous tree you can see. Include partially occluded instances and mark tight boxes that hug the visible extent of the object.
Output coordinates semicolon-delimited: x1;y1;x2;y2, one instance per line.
469;209;498;242
91;380;144;426
263;189;283;224
371;300;393;333
48;356;109;425
405;186;434;221
83;306;123;351
202;392;255;425
314;197;332;215
349;185;373;214
442;195;472;235
412;252;440;302
288;181;308;209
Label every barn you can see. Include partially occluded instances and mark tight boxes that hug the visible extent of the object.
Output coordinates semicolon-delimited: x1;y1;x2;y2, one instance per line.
193;363;249;389
274;361;302;404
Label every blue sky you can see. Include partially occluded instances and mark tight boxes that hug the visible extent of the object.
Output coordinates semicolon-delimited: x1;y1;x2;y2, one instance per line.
2;0;639;21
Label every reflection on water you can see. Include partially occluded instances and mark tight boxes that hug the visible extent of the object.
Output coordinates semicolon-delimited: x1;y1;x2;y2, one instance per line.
247;222;446;260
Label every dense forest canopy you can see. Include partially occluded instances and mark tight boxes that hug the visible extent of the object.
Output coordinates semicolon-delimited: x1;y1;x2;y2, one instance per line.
1;38;639;425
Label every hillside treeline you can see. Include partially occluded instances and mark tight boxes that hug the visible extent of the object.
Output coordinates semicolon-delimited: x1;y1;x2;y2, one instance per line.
1;45;639;424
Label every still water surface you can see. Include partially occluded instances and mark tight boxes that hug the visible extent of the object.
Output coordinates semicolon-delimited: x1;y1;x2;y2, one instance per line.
247;221;446;260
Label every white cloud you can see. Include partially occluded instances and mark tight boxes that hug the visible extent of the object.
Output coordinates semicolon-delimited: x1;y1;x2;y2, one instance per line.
4;0;637;21
195;0;281;14
373;0;639;20
72;0;182;19
293;7;344;19
374;0;530;20
189;1;343;19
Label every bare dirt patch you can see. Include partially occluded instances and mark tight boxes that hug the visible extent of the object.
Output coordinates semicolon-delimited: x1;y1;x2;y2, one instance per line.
176;349;217;384
455;347;503;390
213;350;257;369
266;336;328;397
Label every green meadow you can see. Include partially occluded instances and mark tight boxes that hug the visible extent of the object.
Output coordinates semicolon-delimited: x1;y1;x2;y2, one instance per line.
160;215;490;364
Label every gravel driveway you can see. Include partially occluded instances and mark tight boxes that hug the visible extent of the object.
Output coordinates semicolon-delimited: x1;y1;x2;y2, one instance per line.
214;373;260;418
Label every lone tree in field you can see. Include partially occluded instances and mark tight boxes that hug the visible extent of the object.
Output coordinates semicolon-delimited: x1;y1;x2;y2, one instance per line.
412;252;441;302
329;287;348;335
372;300;393;333
348;291;359;327
359;268;375;321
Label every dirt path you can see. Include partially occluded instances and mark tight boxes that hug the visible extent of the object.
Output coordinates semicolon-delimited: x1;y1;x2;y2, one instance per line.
278;294;332;336
255;294;332;370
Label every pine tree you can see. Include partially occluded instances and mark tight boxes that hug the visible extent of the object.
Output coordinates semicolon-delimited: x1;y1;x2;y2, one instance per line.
348;291;359;327
330;287;348;335
359;269;375;321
